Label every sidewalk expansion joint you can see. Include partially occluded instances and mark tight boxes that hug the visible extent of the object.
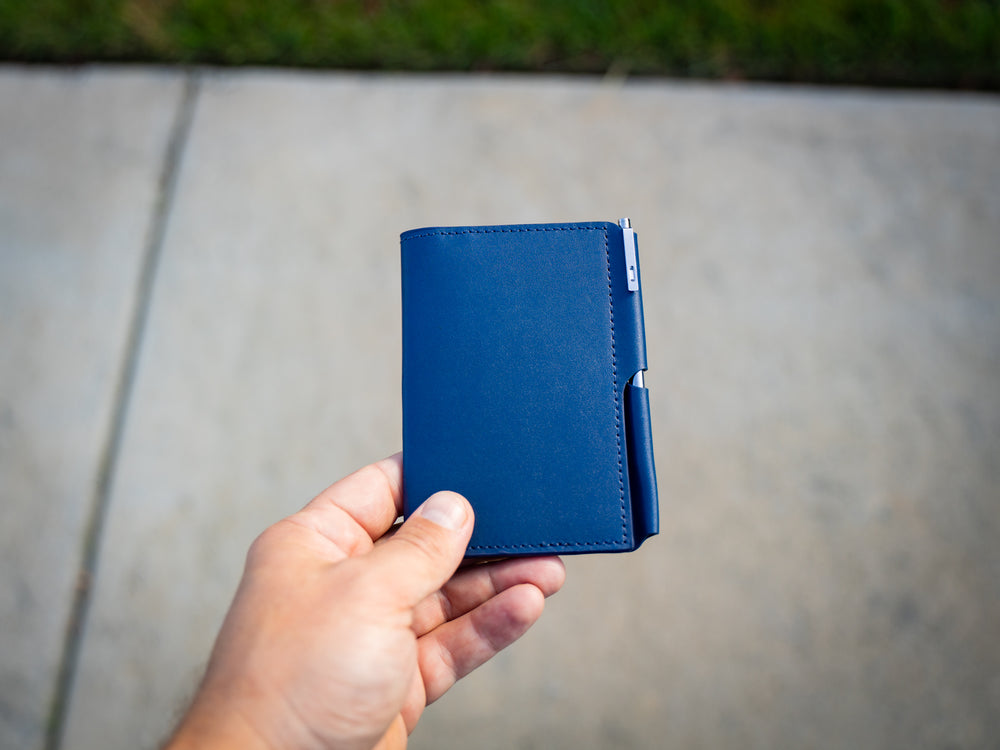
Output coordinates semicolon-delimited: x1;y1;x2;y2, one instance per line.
44;68;202;750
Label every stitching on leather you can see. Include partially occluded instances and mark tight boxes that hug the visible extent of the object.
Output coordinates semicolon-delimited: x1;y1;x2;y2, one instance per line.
406;224;629;551
470;540;623;550
401;225;607;242
603;227;628;544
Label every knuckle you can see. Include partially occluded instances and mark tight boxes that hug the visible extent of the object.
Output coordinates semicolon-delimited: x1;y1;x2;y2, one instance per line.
394;522;455;565
246;523;282;563
393;530;450;565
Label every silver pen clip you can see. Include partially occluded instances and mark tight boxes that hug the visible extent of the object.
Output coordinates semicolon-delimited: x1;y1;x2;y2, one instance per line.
618;217;639;292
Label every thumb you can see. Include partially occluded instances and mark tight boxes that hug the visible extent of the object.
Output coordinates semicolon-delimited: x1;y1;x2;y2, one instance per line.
364;491;474;608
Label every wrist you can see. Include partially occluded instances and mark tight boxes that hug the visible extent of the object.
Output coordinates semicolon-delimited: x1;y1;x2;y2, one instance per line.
163;694;275;750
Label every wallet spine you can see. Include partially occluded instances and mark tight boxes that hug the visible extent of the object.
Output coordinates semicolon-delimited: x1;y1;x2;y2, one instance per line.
611;223;659;549
625;382;659;546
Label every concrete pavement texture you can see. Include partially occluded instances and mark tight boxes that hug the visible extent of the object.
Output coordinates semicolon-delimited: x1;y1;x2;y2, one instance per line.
1;65;998;750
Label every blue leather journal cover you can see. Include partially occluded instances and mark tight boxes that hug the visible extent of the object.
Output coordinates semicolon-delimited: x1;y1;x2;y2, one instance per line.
401;220;658;556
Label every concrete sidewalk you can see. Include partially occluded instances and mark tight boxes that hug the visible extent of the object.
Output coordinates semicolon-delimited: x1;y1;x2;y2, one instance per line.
1;65;998;750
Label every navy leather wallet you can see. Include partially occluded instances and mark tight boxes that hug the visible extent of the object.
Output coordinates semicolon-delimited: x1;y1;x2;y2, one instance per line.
401;219;658;556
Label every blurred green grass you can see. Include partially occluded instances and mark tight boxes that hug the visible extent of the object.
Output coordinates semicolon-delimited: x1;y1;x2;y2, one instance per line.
1;0;998;88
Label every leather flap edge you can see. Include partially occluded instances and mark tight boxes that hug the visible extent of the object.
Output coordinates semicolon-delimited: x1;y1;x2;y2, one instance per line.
625;382;659;546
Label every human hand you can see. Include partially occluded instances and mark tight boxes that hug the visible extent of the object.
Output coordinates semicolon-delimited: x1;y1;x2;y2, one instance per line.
164;453;565;750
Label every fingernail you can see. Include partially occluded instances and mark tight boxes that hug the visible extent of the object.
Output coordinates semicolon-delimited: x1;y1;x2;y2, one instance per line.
417;492;467;531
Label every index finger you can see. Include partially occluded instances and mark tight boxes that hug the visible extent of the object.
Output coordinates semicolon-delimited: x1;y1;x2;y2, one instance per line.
294;453;404;555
